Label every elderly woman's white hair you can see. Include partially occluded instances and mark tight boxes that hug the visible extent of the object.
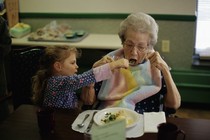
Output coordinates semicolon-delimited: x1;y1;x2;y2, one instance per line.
118;12;159;48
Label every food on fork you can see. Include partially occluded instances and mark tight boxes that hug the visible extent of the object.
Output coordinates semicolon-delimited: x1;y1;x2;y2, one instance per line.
129;59;136;65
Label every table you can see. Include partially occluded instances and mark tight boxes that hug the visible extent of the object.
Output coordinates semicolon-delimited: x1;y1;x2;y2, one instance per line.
12;33;122;50
0;105;209;140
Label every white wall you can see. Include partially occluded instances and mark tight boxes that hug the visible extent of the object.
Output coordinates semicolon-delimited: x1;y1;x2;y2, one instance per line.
19;0;196;15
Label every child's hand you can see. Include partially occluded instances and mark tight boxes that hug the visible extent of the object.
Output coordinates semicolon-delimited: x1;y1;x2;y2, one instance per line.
109;58;129;70
93;55;113;68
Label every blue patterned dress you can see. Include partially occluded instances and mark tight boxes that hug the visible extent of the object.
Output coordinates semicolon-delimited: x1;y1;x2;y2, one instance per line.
43;63;112;109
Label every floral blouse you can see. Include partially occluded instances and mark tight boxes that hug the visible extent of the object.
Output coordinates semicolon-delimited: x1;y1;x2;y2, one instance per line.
43;63;112;109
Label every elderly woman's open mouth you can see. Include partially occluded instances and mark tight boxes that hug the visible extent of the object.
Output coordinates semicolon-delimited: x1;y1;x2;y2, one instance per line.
129;59;137;66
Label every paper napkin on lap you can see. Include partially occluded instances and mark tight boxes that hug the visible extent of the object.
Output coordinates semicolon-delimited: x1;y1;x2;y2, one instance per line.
143;111;166;133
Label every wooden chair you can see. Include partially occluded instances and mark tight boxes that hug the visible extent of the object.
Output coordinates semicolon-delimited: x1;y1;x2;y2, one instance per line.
10;46;46;110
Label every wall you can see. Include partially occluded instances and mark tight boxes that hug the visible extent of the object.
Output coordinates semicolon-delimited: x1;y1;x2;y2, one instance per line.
19;0;195;15
171;70;210;104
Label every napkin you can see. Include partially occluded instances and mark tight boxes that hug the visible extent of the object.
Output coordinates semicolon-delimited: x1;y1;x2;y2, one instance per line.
143;111;166;133
72;110;97;133
72;110;144;138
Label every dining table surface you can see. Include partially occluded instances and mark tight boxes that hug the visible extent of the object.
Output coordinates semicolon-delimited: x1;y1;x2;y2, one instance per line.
0;104;210;140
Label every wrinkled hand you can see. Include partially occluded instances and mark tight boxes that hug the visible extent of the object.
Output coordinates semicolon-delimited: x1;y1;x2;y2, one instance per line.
81;84;96;105
93;55;113;68
147;51;170;71
110;58;129;70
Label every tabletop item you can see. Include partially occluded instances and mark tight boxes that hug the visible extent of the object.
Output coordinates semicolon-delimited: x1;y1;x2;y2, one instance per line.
72;109;144;138
77;114;90;128
83;111;97;140
94;107;140;128
143;111;166;133
85;111;98;133
27;21;88;42
72;110;98;133
76;30;85;36
157;122;185;140
36;108;55;135
64;31;76;39
12;33;122;50
91;119;126;140
1;105;210;140
10;23;31;38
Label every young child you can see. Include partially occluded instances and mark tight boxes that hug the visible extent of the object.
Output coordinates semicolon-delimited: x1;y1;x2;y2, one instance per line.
32;45;129;110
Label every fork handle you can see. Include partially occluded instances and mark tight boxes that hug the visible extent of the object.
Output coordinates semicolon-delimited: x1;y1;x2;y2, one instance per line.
85;111;97;133
82;114;90;123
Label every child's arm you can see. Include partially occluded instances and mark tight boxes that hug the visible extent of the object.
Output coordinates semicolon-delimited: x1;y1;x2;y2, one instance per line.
93;58;129;82
80;58;129;105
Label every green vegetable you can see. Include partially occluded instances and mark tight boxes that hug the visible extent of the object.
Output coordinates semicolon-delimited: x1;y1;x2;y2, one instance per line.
101;112;121;124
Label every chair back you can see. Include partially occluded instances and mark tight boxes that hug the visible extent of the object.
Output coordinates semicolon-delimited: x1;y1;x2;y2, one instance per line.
10;46;45;109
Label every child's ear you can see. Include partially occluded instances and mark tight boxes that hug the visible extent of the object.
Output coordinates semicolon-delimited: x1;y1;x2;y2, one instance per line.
53;61;62;71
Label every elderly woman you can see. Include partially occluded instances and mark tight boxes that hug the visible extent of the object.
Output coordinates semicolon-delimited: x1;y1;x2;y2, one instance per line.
81;12;181;114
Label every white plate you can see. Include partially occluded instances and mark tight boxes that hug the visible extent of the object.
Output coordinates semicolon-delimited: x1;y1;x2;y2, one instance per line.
94;107;140;128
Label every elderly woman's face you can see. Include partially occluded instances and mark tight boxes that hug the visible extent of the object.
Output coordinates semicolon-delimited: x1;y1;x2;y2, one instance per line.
123;29;150;66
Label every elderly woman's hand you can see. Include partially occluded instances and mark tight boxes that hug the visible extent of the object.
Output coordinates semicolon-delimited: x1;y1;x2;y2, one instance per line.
109;58;129;70
93;55;114;68
147;51;170;72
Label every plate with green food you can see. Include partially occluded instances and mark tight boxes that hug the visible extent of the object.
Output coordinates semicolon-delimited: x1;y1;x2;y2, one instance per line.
94;107;141;128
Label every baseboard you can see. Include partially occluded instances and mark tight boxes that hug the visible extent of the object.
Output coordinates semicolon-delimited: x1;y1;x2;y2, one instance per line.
181;102;210;110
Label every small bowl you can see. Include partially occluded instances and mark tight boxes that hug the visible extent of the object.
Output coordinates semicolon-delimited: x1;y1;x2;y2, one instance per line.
76;30;85;37
65;32;76;39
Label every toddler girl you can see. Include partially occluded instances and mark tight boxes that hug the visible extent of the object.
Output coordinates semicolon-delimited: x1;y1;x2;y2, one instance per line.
32;45;128;109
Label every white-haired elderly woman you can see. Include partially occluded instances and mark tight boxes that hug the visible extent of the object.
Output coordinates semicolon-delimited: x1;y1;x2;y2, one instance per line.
81;12;181;116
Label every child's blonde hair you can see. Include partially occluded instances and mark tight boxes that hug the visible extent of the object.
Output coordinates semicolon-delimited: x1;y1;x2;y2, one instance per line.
32;45;80;106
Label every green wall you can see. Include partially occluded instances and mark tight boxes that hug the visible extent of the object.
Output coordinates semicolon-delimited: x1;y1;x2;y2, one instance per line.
171;69;210;104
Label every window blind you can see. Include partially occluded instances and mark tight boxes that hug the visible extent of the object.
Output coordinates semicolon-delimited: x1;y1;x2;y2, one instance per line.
195;0;210;57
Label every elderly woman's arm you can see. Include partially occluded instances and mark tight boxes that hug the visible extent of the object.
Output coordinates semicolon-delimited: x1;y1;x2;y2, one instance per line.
148;51;181;109
161;66;181;109
80;83;96;105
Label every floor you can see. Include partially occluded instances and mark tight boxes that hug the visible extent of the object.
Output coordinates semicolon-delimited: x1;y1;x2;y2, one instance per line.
175;103;210;120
